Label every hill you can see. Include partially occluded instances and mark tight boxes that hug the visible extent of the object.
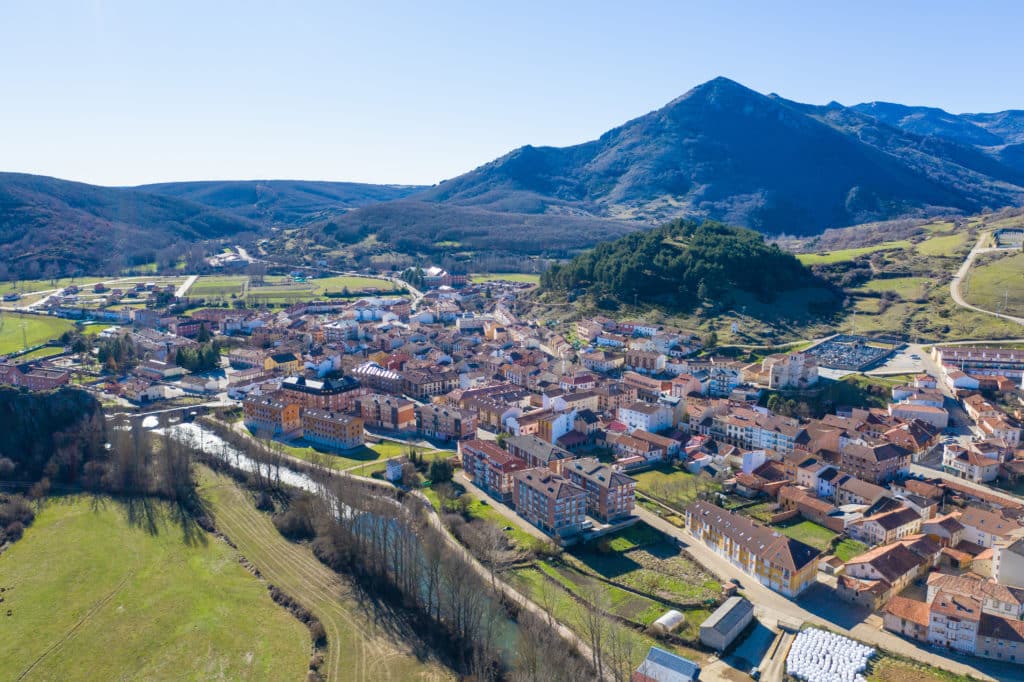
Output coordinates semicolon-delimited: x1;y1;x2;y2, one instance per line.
541;218;836;313
139;179;424;226
303;200;641;257
409;77;1024;236
0;173;263;279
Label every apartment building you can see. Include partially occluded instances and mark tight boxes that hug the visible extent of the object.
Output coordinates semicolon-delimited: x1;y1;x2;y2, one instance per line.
928;591;981;654
506;434;573;472
354;393;416;431
243;393;301;436
839;441;911;484
301;410;364;450
460;439;527;502
512;468;588;539
562;457;636;523
415;403;477;441
685;500;820;597
617;401;674;433
280;374;364;412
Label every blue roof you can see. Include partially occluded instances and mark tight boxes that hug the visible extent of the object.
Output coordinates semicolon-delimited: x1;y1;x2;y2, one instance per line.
636;646;701;681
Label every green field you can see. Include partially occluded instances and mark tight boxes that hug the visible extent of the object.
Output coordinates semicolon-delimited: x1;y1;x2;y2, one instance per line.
915;231;968;257
962;251;1024;317
0;277;105;296
199;468;453;682
471;273;542;285
310;275;399;294
773;519;837;551
0;313;75;355
630;465;720;512
278;437;446;473
834;538;869;562
0;495;309;681
187;275;248;299
795;240;913;265
854;276;930;300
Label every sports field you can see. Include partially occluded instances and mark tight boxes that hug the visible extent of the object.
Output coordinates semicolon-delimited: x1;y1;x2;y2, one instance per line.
0;313;75;355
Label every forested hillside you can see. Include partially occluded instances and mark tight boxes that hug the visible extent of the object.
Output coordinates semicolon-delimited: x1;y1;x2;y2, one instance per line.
541;219;835;312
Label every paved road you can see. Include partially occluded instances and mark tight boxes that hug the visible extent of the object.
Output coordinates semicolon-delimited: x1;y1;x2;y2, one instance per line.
633;506;1012;681
910;463;1024;505
950;234;1024;325
175;274;199;298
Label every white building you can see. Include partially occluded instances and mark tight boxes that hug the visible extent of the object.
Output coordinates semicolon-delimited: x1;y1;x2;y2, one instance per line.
617;402;674;433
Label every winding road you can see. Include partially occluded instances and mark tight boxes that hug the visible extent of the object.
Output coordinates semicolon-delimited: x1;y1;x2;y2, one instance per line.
949;233;1024;325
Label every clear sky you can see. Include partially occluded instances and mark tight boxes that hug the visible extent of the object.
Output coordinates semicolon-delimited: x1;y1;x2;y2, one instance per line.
3;1;1023;187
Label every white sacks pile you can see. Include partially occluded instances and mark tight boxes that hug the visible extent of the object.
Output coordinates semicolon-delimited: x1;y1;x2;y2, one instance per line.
785;628;876;682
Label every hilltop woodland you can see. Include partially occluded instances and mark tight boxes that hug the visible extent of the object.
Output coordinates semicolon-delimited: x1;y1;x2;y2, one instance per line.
541;219;837;313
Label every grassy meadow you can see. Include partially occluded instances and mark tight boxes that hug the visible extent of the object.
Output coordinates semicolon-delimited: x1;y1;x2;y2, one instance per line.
0;495;309;681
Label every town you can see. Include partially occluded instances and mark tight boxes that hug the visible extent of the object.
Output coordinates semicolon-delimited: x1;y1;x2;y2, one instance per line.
2;261;1023;681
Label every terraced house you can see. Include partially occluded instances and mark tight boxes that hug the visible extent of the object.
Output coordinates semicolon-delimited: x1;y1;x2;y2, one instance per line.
685;500;820;597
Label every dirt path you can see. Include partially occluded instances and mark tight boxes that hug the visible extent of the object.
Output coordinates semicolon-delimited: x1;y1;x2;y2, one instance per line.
199;469;452;682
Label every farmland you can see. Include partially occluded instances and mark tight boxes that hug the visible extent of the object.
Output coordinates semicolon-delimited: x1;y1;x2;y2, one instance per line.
0;495;309;681
198;468;454;682
185;274;403;306
795;240;912;265
471;273;541;285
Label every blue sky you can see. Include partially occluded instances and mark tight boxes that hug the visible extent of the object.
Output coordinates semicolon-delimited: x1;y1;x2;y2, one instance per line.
2;1;1022;186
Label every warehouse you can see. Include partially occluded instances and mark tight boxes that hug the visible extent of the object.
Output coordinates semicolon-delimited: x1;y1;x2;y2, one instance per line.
699;596;754;652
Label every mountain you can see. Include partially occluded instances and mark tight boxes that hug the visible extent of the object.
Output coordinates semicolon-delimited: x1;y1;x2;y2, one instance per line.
0;173;262;279
851;102;1024;175
138;180;424;226
407;77;1024;235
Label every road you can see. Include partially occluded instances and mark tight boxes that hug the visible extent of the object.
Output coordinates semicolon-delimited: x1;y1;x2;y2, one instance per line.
909;463;1024;505
950;233;1024;325
632;506;1015;680
175;274;198;298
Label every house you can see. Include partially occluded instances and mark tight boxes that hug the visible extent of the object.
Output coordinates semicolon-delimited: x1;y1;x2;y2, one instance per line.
883;596;931;642
699;596;754;652
301;410;364;450
460;439;527;503
835;475;889;507
685;500;820;597
926;573;1024;619
959;506;1023;548
975;613;1024;662
928;590;981;654
848;507;922;546
993;537;1024;589
562;457;636;523
842;542;926;606
922;513;965;548
512;468;588;539
943;443;1002;483
633;646;701;682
